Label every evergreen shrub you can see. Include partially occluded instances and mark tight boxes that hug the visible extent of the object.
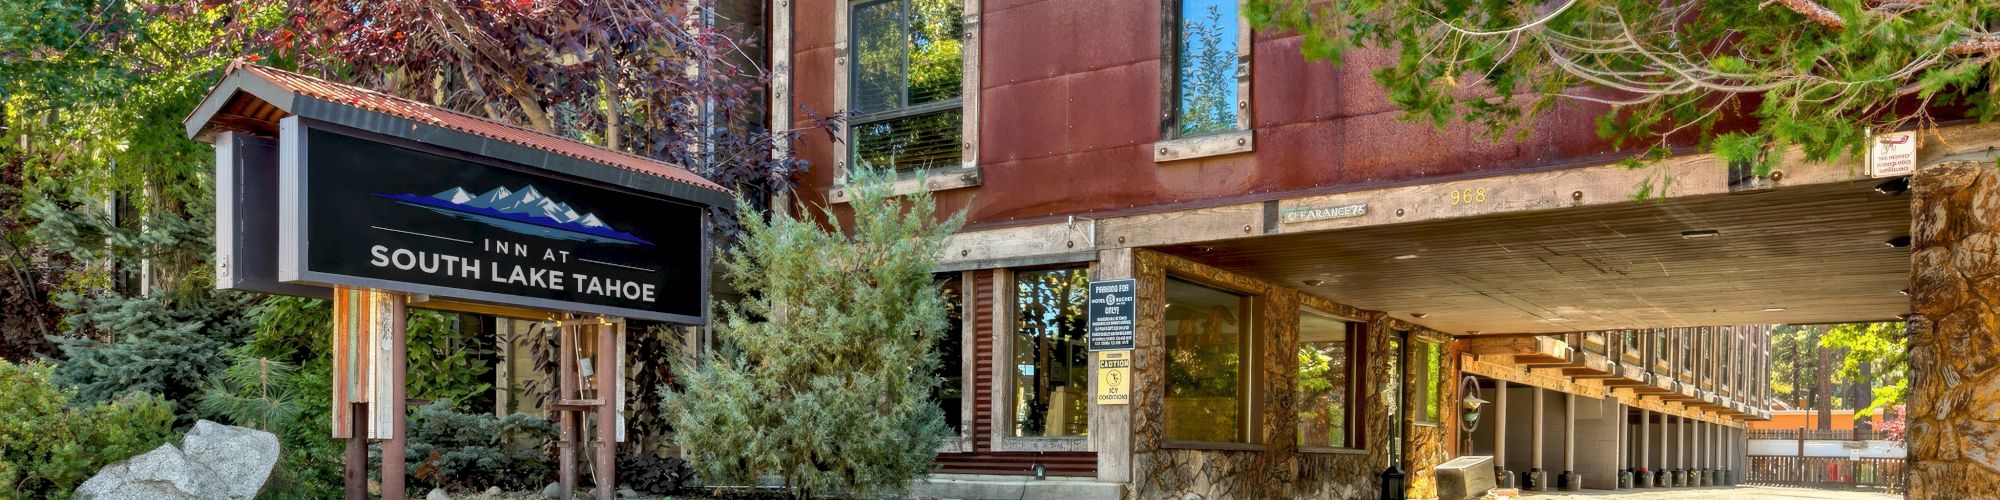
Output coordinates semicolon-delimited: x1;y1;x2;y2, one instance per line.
663;166;962;495
0;360;176;499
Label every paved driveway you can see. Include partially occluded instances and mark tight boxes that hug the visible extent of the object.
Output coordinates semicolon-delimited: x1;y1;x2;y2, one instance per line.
1518;485;1898;499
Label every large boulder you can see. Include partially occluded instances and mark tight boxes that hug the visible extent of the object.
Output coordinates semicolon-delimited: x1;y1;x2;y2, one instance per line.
76;420;279;500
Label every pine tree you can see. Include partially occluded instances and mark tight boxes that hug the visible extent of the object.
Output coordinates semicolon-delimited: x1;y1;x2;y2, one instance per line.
663;166;963;496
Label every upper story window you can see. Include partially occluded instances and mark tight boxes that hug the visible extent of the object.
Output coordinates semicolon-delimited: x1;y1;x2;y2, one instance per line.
849;0;964;176
1156;0;1252;161
1164;276;1254;443
1172;0;1242;136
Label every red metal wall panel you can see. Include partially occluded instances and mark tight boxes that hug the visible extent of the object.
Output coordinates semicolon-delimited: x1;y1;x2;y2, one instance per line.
785;1;1635;228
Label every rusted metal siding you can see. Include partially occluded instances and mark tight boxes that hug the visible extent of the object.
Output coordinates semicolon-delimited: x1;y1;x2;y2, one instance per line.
786;1;1655;228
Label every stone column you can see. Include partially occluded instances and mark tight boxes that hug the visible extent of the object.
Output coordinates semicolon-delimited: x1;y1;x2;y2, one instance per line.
1908;161;2000;498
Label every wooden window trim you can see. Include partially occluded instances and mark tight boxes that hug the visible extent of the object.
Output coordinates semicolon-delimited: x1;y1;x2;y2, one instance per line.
937;270;978;453
831;0;982;202
992;265;1093;450
1154;0;1254;163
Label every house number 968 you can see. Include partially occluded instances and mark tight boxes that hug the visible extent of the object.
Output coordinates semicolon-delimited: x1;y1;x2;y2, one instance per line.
1447;187;1488;205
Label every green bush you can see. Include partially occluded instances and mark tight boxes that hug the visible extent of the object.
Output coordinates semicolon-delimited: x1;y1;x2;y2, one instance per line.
663;166;959;495
394;401;556;493
0;360;176;499
50;291;259;421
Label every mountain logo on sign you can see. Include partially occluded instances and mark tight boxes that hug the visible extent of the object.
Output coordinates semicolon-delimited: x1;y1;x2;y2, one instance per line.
375;185;654;246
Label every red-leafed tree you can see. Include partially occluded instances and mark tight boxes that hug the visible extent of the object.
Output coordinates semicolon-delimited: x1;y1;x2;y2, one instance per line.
278;0;833;216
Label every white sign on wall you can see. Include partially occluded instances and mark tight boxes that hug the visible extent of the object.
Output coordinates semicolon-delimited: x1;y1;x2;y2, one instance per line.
1869;130;1917;178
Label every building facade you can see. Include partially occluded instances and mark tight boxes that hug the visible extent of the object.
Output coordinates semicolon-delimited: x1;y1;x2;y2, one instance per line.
766;0;1999;498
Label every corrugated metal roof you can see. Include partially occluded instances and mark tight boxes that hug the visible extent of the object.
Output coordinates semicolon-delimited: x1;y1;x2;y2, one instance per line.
221;61;729;196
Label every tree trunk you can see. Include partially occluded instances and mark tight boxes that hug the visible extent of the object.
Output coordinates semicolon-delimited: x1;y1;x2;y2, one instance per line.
1815;329;1834;431
1853;359;1873;432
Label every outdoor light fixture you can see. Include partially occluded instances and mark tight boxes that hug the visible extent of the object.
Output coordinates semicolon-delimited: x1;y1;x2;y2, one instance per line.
1303;279;1326;286
1763;307;1787;312
1875;177;1910;196
1033;463;1046;480
1192;246;1216;253
1547;317;1570;322
1410;312;1429;319
1887;236;1912;248
1901;288;1911;296
1392;254;1420;260
1680;229;1722;239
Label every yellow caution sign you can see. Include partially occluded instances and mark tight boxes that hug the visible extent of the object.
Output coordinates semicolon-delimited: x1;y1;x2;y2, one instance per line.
1096;350;1131;405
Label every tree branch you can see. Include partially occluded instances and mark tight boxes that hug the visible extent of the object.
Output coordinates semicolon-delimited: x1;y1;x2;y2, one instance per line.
1766;0;1847;29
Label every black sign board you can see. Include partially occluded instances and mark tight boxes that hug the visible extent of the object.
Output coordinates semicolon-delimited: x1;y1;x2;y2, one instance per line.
1087;279;1137;351
281;125;707;323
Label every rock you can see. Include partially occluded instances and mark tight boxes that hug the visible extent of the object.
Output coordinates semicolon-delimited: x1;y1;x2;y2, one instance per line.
542;482;561;499
427;488;452;500
617;486;639;498
76;444;233;499
178;420;280;499
75;420;280;500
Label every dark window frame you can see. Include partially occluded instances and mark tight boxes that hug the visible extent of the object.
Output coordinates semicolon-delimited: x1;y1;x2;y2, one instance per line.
1158;0;1250;140
846;0;966;177
1160;272;1263;447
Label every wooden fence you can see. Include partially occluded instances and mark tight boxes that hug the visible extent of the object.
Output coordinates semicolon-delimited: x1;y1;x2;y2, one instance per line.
1745;455;1906;491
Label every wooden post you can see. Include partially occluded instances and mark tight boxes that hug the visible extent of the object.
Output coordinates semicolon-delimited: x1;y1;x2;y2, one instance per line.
595;321;618;500
1090;248;1134;483
382;295;408;500
559;321;578;499
345;402;367;500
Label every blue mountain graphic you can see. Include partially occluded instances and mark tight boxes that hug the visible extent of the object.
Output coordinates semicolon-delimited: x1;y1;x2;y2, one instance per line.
374;185;654;246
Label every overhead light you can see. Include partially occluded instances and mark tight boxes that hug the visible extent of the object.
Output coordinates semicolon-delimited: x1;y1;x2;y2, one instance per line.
1303;279;1326;287
1763;307;1787;312
1875;177;1910;196
1900;288;1910;296
1410;312;1429;319
1547;317;1569;322
1886;236;1912;248
1192;245;1215;253
1392;254;1420;260
1681;229;1722;239
1466;330;1483;335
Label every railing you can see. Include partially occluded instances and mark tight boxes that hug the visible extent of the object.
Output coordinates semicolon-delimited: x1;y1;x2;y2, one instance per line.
1748;428;1888;441
1745;455;1906;491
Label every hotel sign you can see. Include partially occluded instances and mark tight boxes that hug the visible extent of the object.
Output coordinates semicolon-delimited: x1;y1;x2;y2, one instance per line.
280;124;707;323
1281;203;1368;223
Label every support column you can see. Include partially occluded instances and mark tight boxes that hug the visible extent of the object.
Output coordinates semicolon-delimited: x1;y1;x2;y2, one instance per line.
1909;161;2000;498
1639;409;1653;487
1528;387;1547;490
1091;248;1134;483
1617;404;1631;489
1668;415;1682;487
1560;393;1579;490
1495;380;1513;488
593;322;618;500
382;295;408;500
1694;419;1705;486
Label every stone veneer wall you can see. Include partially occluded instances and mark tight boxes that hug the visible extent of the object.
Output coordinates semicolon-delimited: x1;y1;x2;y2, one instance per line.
1907;161;2000;498
1128;250;1447;499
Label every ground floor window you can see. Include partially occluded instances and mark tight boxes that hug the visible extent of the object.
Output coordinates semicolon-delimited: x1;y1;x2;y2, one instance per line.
1164;276;1253;443
935;274;963;434
1298;309;1360;449
1011;267;1090;437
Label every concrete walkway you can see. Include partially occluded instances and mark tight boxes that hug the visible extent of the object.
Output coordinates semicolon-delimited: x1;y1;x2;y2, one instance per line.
1519;485;1897;499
